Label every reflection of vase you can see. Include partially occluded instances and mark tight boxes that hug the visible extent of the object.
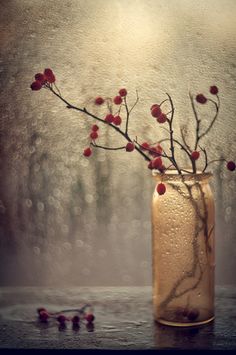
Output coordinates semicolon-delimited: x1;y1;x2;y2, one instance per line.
152;170;215;327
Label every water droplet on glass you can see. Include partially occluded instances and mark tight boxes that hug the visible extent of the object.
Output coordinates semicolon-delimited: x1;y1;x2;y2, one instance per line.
76;239;84;248
25;199;32;208
85;194;94;203
33;247;40;255
37;201;44;211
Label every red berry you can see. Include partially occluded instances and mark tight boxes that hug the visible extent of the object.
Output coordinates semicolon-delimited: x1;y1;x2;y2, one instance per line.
150;145;162;157
126;142;135;152
95;96;104;105
35;73;46;84
113;115;122;126
151;105;162;118
39;310;49;322
44;68;55;83
148;161;153;170
37;307;47;315
57;315;67;324
119;88;127;97
72;315;80;324
83;147;92;157
187;309;199;321
151;157;162;169
150;104;159;110
141;142;150;151
210;86;218;95
44;68;55;81
90;131;98;140
227;161;236;171
105;114;114;123
92;124;99;131
30;81;42;91
113;96;122;105
196;94;207;104
157;113;167;124
85;314;95;323
157;183;166;195
159;165;166;173
182;308;189;317
191;151;200;160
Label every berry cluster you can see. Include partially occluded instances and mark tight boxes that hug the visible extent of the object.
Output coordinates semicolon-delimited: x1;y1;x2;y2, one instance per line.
30;71;235;197
30;69;56;90
37;305;95;330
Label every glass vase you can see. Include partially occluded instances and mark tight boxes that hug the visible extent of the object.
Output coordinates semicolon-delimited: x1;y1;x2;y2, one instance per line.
151;170;215;327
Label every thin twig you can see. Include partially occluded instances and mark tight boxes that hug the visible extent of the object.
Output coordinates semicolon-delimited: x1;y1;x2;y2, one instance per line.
199;97;220;140
180;126;191;152
189;92;200;151
129;90;139;114
48;86;151;162
91;142;126;151
166;93;181;174
199;145;208;172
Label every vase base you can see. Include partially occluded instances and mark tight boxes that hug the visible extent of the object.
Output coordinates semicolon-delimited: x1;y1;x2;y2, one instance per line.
155;316;215;327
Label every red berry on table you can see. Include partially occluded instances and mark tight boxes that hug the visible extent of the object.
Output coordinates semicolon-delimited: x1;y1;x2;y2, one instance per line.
113;115;122;126
105;114;114;123
152;157;162;169
157;183;166;195
35;73;46;84
151;105;162;118
90;131;98;140
227;161;236;171
95;96;104;105
92;124;99;131
210;86;218;95
85;313;95;323
30;81;42;91
83;147;92;157
57;315;67;324
157;113;167;124
191;151;200;160
196;94;207;104
39;310;49;322
126;142;135;152
44;68;56;83
72;315;80;324
37;307;47;315
119;88;127;97
113;95;122;105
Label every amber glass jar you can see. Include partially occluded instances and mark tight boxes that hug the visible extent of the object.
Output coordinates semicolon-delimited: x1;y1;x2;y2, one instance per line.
151;170;215;327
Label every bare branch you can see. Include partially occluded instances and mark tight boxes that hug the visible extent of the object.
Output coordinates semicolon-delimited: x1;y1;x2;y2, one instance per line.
199;97;220;141
129;90;139;114
199;145;208;172
180;126;191;152
189;92;201;151
91;142;126;151
166;93;181;174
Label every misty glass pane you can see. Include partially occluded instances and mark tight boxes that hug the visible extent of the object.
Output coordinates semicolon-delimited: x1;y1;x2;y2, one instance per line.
0;0;236;286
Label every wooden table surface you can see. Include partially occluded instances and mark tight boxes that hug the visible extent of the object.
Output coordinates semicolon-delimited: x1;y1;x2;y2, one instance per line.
0;286;235;350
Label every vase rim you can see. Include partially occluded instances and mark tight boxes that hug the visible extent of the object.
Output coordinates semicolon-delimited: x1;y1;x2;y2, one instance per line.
152;169;213;181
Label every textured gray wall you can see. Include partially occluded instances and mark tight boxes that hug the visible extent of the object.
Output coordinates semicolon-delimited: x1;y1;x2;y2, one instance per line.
0;0;235;286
